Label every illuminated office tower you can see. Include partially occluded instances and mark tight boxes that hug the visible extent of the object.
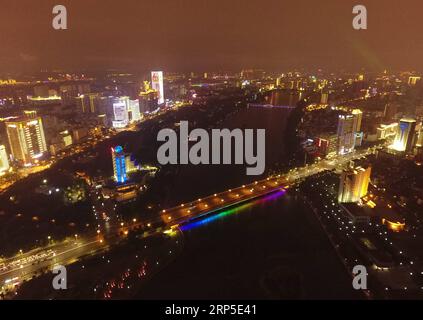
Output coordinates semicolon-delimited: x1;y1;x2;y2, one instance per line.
0;145;10;173
111;97;130;128
351;109;362;132
76;93;100;113
6;116;47;165
352;109;363;147
112;146;139;184
338;165;372;203
391;118;417;152
337;114;356;155
337;109;363;155
128;99;141;122
112;146;127;184
151;71;164;105
139;81;159;113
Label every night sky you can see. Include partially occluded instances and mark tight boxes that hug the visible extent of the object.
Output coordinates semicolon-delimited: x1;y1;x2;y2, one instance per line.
1;0;423;72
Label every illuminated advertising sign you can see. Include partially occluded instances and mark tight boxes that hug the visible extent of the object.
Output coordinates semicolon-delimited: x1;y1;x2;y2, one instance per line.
151;71;164;105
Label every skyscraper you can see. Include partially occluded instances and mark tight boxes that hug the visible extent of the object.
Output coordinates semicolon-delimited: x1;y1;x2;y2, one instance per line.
128;99;141;122
112;146;127;184
5;115;47;165
76;93;100;113
351;109;362;132
151;71;165;105
0;145;10;173
111;146;139;184
391;118;417;152
112;97;130;128
336;109;363;155
352;109;363;147
337;115;356;155
338;165;372;203
139;87;159;114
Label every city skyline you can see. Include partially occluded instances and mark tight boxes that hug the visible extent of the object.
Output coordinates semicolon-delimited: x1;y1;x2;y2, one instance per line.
1;1;423;306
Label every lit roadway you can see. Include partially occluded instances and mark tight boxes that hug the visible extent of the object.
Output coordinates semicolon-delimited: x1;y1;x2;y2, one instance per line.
0;145;381;296
160;146;380;225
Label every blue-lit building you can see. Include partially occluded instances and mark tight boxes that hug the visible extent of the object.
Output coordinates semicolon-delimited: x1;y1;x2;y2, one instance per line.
112;145;140;184
112;146;127;184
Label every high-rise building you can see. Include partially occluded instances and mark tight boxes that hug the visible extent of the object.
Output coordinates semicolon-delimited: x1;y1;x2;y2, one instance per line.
352;109;363;147
338;165;372;203
314;134;338;157
139;81;159;113
111;146;139;184
337;115;356;155
76;93;100;113
128;99;142;122
391;118;417;152
151;71;165;105
336;109;363;155
5;115;47;165
112;97;130;128
112;146;127;184
0;145;10;173
351;109;362;132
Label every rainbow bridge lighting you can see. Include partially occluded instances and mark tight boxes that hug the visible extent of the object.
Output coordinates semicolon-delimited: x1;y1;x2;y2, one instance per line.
180;189;286;231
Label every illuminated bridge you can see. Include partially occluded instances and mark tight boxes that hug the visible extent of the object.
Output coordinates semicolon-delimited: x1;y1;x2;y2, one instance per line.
160;175;290;227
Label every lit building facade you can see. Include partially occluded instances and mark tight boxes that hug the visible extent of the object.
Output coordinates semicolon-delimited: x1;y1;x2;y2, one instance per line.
128;99;142;122
377;123;398;140
112;97;130;128
76;93;101;113
391;118;417;152
112;146;139;184
337;115;356;155
338;165;372;203
5;116;47;165
337;109;363;155
0;145;10;173
112;146;127;184
315;134;338;158
151;71;164;105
